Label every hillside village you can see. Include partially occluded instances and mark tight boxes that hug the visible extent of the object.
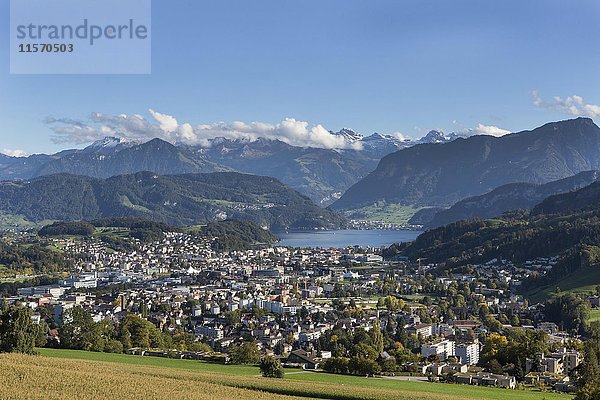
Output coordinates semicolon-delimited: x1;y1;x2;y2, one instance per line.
3;230;597;394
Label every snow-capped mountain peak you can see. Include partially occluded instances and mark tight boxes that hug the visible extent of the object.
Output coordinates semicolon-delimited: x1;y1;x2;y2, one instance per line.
82;136;139;154
87;136;127;148
331;128;364;142
419;130;448;144
364;132;385;140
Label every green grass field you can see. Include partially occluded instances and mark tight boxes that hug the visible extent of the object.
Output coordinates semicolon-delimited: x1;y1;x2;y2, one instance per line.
36;348;571;400
285;372;568;400
38;348;261;375
589;308;600;323
525;267;600;303
119;195;152;213
0;212;54;230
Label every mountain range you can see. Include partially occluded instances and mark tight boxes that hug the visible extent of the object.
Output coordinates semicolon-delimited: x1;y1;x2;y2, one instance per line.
0;172;344;230
420;170;600;228
389;176;600;267
0;129;453;206
333;118;600;212
4;118;600;228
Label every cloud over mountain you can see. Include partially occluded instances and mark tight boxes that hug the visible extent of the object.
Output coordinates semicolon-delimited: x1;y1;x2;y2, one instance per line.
47;111;364;150
471;123;511;137
46;110;511;150
532;90;600;119
0;149;27;157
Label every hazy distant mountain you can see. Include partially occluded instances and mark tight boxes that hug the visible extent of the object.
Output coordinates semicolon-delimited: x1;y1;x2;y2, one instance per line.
0;153;56;179
0;129;420;206
196;137;379;205
197;130;456;204
333;118;600;211
422;170;600;228
0;127;457;206
36;138;228;178
0;138;224;180
0;172;345;229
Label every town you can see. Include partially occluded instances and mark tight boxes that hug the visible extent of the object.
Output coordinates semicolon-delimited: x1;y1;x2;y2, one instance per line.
2;227;597;395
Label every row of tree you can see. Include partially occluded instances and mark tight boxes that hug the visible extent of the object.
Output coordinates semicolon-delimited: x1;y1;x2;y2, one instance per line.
576;323;600;400
58;307;212;354
0;304;45;354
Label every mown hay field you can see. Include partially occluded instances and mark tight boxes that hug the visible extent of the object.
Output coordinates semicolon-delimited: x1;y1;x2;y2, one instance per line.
1;350;573;400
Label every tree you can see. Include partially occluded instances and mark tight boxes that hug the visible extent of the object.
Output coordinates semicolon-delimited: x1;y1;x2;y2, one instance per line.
351;342;379;360
487;359;503;374
322;357;350;374
118;314;164;350
36;319;49;347
349;356;381;376
576;323;600;400
104;339;124;354
427;354;441;363
298;306;309;320
252;307;267;319
60;306;103;351
274;340;285;356
332;342;347;357
0;306;39;354
546;293;590;334
514;357;525;381
381;356;397;372
186;340;212;354
371;320;384;354
259;355;285;378
481;333;508;363
230;342;260;365
224;310;241;327
383;296;404;312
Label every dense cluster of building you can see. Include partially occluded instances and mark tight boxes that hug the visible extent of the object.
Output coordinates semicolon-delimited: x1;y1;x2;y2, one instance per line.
3;230;593;393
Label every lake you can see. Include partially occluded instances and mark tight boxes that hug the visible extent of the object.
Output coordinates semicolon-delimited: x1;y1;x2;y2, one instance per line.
275;229;422;248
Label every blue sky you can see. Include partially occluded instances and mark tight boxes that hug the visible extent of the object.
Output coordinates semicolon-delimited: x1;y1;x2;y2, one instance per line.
1;0;600;154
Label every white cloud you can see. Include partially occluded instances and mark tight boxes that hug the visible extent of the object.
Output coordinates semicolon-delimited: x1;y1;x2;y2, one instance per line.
472;123;511;137
532;90;600;119
449;123;511;138
389;131;409;141
1;149;27;157
46;111;365;150
149;109;179;133
46;110;516;149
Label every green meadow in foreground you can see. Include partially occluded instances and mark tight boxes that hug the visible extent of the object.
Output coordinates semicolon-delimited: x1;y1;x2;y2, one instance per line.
33;348;571;400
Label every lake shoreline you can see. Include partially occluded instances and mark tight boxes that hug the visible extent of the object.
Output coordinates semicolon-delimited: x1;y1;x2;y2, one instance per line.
274;229;422;248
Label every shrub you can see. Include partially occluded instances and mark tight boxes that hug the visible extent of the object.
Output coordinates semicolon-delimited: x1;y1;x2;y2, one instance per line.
259;355;285;378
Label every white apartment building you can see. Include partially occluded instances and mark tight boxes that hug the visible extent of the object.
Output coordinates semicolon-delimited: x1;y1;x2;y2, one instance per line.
456;342;480;365
421;340;455;360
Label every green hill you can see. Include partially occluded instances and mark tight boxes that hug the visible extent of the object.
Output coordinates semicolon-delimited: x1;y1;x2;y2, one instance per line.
385;177;600;300
525;267;600;304
0;172;345;230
